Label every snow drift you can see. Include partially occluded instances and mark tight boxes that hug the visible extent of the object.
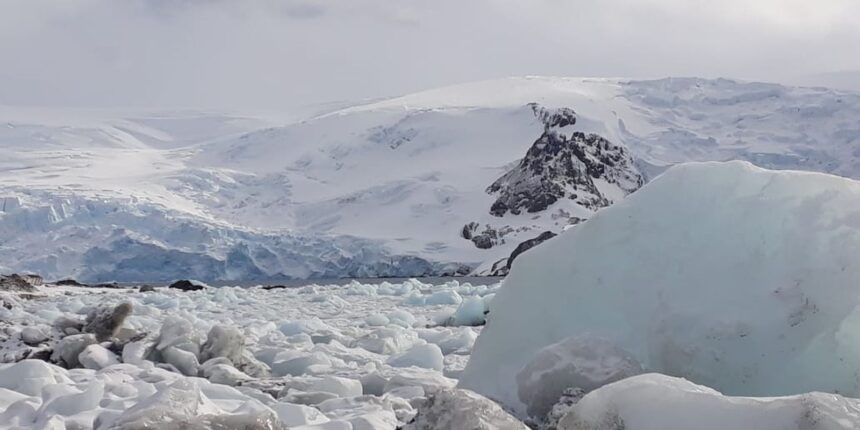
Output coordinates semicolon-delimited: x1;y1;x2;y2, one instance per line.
460;161;860;414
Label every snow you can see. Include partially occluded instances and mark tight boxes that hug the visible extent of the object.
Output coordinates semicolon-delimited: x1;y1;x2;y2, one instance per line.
0;278;497;429
460;161;860;415
3;78;859;281
559;373;860;430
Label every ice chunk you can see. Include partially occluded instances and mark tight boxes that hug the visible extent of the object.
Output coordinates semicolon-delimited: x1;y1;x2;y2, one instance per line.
461;162;860;413
559;373;860;430
52;334;96;368
386;310;416;328
161;346;200;376
98;378;284;430
515;335;642;418
356;327;419;355
272;402;330;426
387;344;444;371
364;314;390;327
449;296;488;326
417;328;477;355
404;388;528;430
200;325;245;364
78;344;120;370
272;352;332;377
155;316;200;356
36;380;104;419
122;341;149;365
308;376;363;398
0;360;73;397
201;360;252;386
20;326;48;345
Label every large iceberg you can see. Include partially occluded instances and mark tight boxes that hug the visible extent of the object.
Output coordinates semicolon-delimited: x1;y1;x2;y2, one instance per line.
460;161;860;414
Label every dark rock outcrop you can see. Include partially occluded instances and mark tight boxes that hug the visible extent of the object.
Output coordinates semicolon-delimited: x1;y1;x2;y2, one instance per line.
461;223;513;250
56;279;87;287
168;280;206;291
506;231;557;271
487;104;643;217
488;231;558;276
0;274;38;292
139;285;156;293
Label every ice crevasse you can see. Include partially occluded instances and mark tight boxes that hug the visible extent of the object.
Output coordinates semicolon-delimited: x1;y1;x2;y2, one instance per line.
460;160;860;414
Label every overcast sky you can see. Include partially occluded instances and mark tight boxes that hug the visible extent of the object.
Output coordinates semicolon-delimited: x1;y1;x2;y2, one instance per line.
1;0;858;110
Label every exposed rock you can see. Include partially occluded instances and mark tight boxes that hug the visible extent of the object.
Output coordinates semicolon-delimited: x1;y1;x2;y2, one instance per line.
404;388;529;430
0;274;37;292
487;104;643;217
507;231;557;270
138;284;156;292
461;223;513;250
55;279;87;287
83;303;133;342
169;279;206;291
461;222;479;240
91;282;123;289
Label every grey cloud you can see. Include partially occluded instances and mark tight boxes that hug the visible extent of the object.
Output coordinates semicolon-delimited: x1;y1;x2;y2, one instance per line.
0;0;857;110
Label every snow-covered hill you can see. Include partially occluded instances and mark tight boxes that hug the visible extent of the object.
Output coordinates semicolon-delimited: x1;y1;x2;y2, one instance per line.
2;77;859;281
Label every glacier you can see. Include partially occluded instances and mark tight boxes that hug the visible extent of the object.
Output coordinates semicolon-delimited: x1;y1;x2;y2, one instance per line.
2;78;860;280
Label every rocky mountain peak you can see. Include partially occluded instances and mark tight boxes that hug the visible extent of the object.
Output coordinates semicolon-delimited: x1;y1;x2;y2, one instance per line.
529;103;577;131
486;104;644;217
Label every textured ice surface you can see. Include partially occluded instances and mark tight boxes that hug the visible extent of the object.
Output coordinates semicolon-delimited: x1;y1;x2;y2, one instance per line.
461;161;860;413
0;278;493;429
559;374;860;430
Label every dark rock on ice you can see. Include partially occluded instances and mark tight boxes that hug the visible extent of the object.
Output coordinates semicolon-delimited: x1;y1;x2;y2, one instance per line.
55;279;88;287
168;279;206;291
507;231;557;271
83;302;133;342
0;274;37;292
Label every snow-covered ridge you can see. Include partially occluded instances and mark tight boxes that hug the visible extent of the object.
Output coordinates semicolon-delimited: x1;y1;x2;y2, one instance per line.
2;77;859;280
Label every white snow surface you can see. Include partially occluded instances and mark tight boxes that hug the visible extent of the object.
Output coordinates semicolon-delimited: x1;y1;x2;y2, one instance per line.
460;161;860;414
0;278;497;429
2;77;860;280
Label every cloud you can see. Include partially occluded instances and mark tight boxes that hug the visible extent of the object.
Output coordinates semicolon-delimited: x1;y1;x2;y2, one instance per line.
0;0;857;109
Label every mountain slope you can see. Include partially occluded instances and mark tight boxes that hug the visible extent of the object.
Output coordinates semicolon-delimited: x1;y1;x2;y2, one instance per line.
1;77;858;281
